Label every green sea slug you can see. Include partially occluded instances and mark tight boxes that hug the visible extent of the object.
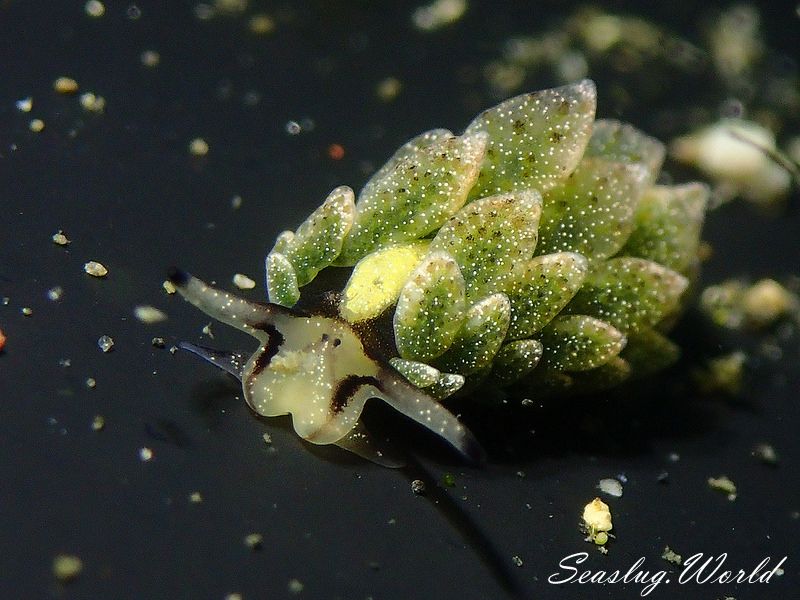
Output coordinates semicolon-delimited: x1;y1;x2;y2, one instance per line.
170;79;708;465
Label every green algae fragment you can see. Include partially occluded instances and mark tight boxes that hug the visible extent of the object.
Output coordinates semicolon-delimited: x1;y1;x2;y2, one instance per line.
465;79;596;199
505;252;588;340
337;131;487;265
538;314;626;371
492;339;544;383
389;357;441;388
340;241;430;323
585;119;666;185
266;252;300;307
621;183;708;276
273;186;355;285
429;190;542;302
394;251;466;361
620;327;680;378
537;157;648;261
434;292;511;374
567;257;689;334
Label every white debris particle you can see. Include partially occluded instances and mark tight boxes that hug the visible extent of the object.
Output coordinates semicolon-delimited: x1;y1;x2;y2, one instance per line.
29;118;45;133
225;594;242;600
597;477;624;498
134;305;168;324
231;195;243;209
59;358;72;368
244;533;263;550
287;579;304;594
86;378;96;388
52;230;70;245
79;92;106;113
16;97;32;112
189;491;203;503
97;335;114;352
140;50;161;67
189;137;209;156
753;443;778;465
285;120;301;135
52;554;83;582
151;337;166;348
91;415;105;431
47;286;64;301
139;447;153;462
511;555;523;567
202;323;214;338
21;307;33;316
412;0;467;31
84;261;108;277
262;433;272;445
162;280;177;294
233;273;256;290
84;0;105;17
53;77;79;95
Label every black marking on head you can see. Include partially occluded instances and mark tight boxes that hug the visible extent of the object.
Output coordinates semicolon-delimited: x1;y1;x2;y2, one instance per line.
251;324;284;377
167;267;189;287
331;375;380;414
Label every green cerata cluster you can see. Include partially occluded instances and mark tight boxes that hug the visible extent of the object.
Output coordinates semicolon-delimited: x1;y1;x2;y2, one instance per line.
265;80;708;401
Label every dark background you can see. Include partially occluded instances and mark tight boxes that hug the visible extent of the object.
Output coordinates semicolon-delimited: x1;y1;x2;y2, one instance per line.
1;1;798;599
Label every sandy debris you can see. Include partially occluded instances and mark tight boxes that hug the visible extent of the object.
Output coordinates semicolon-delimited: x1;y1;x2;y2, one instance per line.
53;77;79;95
52;230;71;245
97;335;114;352
84;261;108;277
376;77;402;102
16;97;32;112
86;378;97;388
411;479;426;495
244;533;263;550
162;280;177;294
29;119;45;133
662;546;683;565
79;92;106;113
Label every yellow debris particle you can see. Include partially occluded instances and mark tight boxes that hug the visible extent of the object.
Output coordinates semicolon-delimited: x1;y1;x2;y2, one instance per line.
189;491;203;503
248;14;275;35
376;77;402;102
741;279;797;328
53;554;83;582
189;137;209;156
139;447;153;462
244;533;263;550
708;475;737;501
163;280;177;294
54;77;79;95
662;546;683;565
52;230;70;245
582;497;613;545
79;92;106;113
29;118;45;133
91;414;105;431
84;0;105;17
84;261;108;277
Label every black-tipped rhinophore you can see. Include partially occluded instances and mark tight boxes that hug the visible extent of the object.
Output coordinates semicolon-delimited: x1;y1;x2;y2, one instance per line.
167;267;190;287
